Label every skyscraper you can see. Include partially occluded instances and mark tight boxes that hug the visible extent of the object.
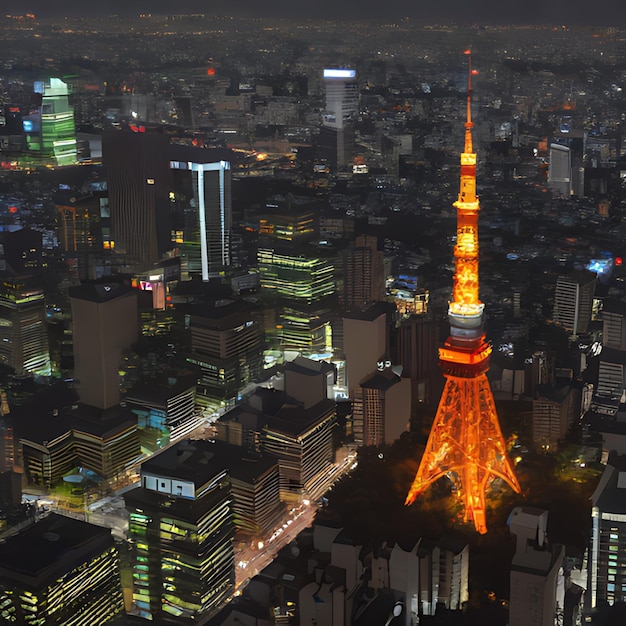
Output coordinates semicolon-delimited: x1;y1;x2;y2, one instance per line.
405;53;520;534
322;69;358;130
343;234;385;311
589;452;626;608
124;439;235;622
27;78;77;166
396;314;439;403
186;299;263;409
69;283;138;410
553;270;597;337
355;365;411;446
548;143;572;197
0;276;51;377
102;128;171;270
320;68;358;169
257;247;335;304
508;507;565;626
170;159;232;281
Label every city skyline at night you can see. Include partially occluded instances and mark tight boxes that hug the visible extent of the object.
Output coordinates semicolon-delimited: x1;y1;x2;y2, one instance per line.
0;9;625;625
19;1;626;27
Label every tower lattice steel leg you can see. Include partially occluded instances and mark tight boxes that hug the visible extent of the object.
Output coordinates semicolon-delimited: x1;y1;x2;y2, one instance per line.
405;373;520;534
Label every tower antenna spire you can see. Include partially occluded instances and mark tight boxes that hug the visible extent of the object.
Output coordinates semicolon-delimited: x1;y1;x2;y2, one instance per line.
464;49;473;154
405;51;520;534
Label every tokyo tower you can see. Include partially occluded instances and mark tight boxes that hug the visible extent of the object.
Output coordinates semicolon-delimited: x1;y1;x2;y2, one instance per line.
405;52;521;534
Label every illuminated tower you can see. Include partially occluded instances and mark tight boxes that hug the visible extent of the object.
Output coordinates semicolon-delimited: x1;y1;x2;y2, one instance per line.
30;78;77;166
405;53;520;534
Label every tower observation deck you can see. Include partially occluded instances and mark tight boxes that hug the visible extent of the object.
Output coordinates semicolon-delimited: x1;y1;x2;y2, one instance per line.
405;52;520;534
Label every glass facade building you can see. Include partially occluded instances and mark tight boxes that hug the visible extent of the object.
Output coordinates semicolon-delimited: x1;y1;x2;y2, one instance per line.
257;248;335;304
170;160;232;281
0;276;50;377
28;78;77;166
124;440;235;622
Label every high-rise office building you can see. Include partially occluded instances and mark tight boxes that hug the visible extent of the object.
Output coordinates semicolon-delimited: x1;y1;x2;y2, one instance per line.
548;143;572;197
56;196;98;252
102;128;171;270
40;78;76;165
69;282;138;410
589;453;626;608
343;235;385;310
125;374;197;452
170;159;232;281
593;300;626;400
553;270;597;337
217;357;337;503
24;78;77;166
0;513;125;625
260;359;336;503
321;68;358;169
277;306;333;356
353;365;411;447
212;440;283;538
186;299;263;409
0;276;51;377
19;403;140;488
343;303;393;396
508;507;565;626
396;314;439;403
258;247;335;304
532;387;579;452
258;244;335;359
259;208;315;242
323;69;358;130
124;439;235;622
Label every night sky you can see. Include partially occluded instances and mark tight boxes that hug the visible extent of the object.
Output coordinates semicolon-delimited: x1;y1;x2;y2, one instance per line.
19;0;626;26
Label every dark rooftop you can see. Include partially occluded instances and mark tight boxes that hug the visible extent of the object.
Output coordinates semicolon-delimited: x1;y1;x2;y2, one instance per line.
14;402;137;446
140;438;276;485
0;513;115;585
125;374;197;407
68;282;135;304
360;367;401;391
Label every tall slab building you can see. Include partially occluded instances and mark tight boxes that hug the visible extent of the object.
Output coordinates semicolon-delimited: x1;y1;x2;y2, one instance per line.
69;283;138;410
102;128;171;271
170;159;232;281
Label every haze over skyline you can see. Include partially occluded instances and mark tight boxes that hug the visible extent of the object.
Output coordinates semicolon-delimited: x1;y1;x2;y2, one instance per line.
19;0;626;27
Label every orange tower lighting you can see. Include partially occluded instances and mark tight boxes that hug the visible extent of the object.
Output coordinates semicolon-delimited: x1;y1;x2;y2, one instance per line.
405;51;521;534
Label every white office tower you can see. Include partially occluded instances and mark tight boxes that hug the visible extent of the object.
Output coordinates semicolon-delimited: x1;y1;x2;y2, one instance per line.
170;159;231;281
553;270;596;337
323;69;358;129
548;143;572;197
321;69;358;168
509;507;565;626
